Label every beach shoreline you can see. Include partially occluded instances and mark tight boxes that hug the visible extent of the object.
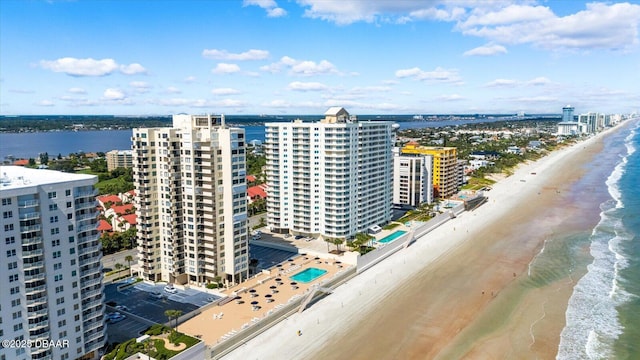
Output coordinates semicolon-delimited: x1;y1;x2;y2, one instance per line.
225;126;626;360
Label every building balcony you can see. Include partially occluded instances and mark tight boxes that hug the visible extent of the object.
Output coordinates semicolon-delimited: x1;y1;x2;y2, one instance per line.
24;272;46;283
28;319;49;331
23;260;45;271
19;212;40;221
27;308;48;318
18;200;39;208
20;224;41;233
26;295;47;306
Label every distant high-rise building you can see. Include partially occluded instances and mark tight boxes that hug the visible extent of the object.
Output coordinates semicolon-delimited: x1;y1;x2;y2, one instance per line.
562;105;575;122
400;143;459;198
132;115;249;286
578;112;599;134
0;166;106;360
264;107;393;239
105;150;133;171
392;150;433;207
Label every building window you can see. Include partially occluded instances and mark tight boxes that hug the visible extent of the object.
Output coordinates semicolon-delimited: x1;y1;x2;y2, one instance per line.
1;198;11;206
4;224;14;232
2;211;12;219
5;236;15;244
6;249;16;257
49;204;58;211
65;189;71;196
48;192;57;199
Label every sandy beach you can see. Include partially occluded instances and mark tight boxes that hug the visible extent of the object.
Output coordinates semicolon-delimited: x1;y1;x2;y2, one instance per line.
226;129;619;360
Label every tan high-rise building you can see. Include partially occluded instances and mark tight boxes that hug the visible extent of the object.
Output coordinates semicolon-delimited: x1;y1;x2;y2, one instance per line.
132;114;249;286
105;150;133;171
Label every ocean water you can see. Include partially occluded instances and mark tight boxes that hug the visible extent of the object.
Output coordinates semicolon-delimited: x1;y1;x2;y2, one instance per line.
556;119;640;359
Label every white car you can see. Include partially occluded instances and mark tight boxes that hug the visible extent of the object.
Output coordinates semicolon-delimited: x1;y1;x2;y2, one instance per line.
115;305;130;312
164;285;177;294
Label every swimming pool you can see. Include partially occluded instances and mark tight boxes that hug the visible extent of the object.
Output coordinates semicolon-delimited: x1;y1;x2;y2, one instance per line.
290;267;328;283
378;230;407;244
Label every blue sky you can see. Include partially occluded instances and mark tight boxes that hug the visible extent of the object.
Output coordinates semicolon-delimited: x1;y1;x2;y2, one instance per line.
1;0;639;116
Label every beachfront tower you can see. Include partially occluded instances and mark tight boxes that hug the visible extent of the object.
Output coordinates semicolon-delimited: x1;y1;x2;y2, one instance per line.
392;149;433;207
400;143;458;199
562;105;575;122
132;114;249;286
264;107;394;240
0;166;107;360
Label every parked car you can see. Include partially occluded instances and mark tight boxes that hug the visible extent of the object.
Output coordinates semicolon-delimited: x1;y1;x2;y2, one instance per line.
115;305;130;312
106;312;126;323
164;285;177;294
150;291;164;299
294;235;304;240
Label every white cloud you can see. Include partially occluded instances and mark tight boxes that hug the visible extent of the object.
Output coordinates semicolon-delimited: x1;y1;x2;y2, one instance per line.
486;77;552;87
184;76;197;83
459;3;640;51
119;63;147;75
395;66;462;83
215;99;247;107
527;77;551;86
37;100;55;107
212;63;241;74
130;81;151;93
40;57;147;76
485;79;518;87
463;43;507;56
67;87;87;94
295;1;640;52
40;58;118;76
261;56;339;76
262;99;292;108
103;88;126;100
212;87;242;95
243;0;287;17
436;94;465;101
202;49;269;60
288;81;329;91
164;86;182;94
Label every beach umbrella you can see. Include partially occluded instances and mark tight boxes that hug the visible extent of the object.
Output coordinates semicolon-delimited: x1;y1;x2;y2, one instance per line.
270;285;277;289
251;301;259;305
265;294;272;298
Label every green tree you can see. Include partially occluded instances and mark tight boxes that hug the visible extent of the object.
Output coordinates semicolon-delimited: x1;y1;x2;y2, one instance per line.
164;309;183;331
125;255;134;276
114;263;123;272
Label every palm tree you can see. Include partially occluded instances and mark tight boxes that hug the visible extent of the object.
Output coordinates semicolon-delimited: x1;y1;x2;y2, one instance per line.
125;255;134;277
164;309;183;331
114;263;123;273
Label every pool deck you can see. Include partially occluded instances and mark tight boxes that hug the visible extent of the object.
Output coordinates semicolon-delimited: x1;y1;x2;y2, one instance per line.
179;256;346;346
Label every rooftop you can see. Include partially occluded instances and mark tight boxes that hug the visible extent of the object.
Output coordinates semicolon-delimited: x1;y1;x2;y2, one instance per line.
0;165;96;190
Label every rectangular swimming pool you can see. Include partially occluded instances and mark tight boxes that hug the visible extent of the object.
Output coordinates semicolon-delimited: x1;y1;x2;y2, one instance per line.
378;230;407;244
290;267;328;283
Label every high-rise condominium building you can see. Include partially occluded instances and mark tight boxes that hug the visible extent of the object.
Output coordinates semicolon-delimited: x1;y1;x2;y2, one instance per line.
105;150;133;171
400;143;458;198
265;107;393;240
132;114;249;286
562;105;575;122
0;166;106;360
392;149;433;207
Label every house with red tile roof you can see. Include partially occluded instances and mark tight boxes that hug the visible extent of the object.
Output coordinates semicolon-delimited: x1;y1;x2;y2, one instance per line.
97;219;113;233
247;184;267;203
97;194;122;209
13;159;29;166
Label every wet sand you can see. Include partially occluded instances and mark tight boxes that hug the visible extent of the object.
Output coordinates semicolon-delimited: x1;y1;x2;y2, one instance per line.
227;129;618;360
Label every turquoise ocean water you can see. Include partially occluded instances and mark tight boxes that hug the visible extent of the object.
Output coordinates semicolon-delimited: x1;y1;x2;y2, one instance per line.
555;119;640;359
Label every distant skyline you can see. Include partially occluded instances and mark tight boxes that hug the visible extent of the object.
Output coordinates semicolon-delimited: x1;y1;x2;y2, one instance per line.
1;0;639;116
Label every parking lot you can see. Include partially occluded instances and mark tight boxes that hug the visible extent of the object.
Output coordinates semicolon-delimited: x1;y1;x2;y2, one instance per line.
104;280;221;345
250;244;297;271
